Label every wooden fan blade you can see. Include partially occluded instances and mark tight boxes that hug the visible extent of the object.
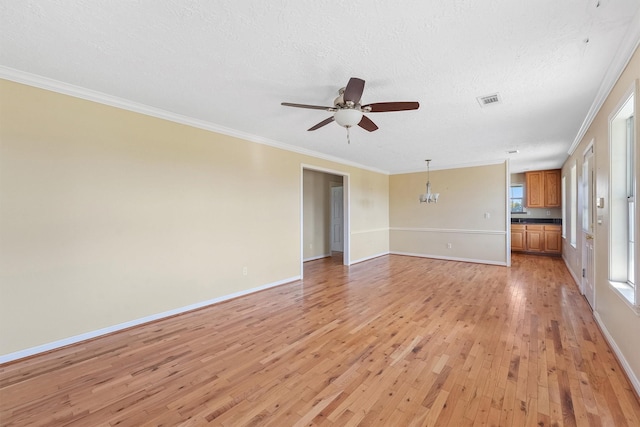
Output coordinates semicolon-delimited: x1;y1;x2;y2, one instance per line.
281;102;335;111
308;116;335;131
358;115;378;132
343;78;365;105
363;102;420;112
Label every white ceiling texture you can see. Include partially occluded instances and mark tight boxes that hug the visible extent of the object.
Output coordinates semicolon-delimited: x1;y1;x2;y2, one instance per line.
1;1;639;174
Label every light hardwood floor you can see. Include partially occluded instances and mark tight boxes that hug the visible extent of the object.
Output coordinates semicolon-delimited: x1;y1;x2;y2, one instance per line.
1;254;639;426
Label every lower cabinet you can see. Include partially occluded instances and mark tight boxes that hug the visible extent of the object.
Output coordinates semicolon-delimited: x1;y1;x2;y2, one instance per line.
526;225;544;251
543;225;562;254
511;223;561;255
511;225;525;251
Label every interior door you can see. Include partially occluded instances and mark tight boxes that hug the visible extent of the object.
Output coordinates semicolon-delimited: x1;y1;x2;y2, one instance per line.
582;145;595;309
331;186;344;252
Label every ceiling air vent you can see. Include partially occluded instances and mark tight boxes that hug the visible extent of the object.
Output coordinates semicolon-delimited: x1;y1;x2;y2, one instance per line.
477;93;501;107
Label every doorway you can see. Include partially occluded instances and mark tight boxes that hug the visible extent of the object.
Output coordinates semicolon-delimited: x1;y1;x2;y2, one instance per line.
301;165;350;278
582;142;595;309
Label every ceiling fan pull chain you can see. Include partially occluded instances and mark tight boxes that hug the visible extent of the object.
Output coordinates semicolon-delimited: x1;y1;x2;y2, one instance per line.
347;126;351;144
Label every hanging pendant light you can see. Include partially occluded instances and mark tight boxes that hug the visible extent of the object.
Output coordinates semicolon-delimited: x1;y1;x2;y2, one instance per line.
419;159;440;203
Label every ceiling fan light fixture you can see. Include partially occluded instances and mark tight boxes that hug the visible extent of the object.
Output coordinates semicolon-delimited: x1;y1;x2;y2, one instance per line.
334;108;363;128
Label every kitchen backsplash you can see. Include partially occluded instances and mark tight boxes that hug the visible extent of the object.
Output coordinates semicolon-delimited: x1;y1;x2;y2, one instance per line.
511;207;562;219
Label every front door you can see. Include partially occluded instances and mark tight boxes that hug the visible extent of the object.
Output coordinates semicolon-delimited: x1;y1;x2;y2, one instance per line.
582;145;595;309
331;186;344;252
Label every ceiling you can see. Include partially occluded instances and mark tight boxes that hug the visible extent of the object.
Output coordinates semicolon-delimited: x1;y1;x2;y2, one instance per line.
1;1;639;174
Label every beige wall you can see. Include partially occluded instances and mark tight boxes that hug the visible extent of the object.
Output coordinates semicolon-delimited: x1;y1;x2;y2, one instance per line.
561;46;639;390
349;169;390;262
0;80;390;356
389;163;508;264
302;169;342;260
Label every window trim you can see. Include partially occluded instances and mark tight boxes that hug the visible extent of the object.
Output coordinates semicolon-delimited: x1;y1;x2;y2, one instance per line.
608;81;637;312
607;281;640;315
570;162;577;248
626;115;635;288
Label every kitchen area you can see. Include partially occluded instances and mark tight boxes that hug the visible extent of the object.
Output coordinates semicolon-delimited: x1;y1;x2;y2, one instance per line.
510;169;562;255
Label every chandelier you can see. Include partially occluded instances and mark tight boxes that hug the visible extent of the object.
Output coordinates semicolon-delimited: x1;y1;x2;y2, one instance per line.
419;159;439;203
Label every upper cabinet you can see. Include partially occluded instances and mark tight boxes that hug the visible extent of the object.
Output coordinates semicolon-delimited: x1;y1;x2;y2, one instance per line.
543;170;561;207
525;171;544;207
526;169;561;208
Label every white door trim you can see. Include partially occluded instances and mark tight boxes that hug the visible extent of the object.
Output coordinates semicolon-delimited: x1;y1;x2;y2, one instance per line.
582;140;596;309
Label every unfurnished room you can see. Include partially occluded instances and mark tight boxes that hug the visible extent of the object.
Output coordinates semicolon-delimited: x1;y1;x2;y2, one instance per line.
1;1;639;426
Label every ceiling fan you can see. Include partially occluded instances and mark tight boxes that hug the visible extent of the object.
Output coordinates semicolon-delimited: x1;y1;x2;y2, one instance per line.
281;77;419;143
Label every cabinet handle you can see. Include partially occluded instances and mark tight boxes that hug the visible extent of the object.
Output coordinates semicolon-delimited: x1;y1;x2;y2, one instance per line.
586;234;594;240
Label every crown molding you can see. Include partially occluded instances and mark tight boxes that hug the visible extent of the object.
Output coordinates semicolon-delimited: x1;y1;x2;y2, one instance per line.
0;66;389;176
391;158;507;175
568;8;640;155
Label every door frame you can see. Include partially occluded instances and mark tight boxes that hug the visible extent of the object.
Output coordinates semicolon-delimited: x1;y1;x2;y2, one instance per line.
301;164;351;278
330;184;344;253
581;140;596;308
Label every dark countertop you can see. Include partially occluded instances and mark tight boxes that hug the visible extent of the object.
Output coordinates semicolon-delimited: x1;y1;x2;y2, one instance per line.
511;218;562;224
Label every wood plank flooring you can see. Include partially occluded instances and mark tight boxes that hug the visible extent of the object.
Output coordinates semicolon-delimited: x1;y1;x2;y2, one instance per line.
1;253;639;426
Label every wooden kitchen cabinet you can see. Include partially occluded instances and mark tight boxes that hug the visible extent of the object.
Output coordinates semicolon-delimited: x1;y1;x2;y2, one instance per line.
511;225;525;251
526;171;544;207
544;225;562;254
525;225;544;252
511;223;562;256
544;170;561;207
525;169;561;208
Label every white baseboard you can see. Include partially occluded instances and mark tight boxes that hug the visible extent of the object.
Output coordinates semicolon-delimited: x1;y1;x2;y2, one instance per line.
563;256;639;397
390;251;507;266
350;252;389;265
0;275;300;364
593;311;640;397
303;254;331;262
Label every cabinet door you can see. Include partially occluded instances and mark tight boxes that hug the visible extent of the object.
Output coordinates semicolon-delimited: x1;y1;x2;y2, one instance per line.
526;229;544;252
544;226;562;254
526;171;544;207
544;170;561;207
511;228;525;251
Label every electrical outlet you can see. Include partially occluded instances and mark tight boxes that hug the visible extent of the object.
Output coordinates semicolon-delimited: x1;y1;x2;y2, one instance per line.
242;267;248;276
484;212;490;219
447;243;452;249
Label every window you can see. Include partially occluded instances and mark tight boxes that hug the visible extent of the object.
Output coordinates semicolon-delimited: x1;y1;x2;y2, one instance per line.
627;116;635;287
510;184;524;213
610;87;636;308
570;163;577;247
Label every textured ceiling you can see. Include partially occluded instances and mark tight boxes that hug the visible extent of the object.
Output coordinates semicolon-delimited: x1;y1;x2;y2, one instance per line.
1;0;639;174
